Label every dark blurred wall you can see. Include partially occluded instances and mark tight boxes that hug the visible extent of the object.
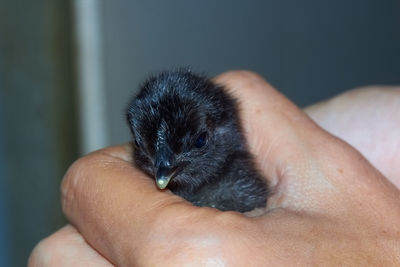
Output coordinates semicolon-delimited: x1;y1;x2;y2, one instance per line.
0;0;77;266
0;112;9;267
101;0;400;144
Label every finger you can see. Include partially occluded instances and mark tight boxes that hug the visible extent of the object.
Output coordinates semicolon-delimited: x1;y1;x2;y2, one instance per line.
214;71;399;214
28;225;113;267
61;144;231;266
215;71;317;181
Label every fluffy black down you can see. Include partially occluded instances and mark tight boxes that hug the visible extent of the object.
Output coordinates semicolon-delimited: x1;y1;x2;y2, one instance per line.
126;70;268;212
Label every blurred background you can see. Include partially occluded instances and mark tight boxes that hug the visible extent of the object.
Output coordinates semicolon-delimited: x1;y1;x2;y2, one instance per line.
1;0;399;265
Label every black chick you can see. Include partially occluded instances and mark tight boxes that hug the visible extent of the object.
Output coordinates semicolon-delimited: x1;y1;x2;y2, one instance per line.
126;70;268;212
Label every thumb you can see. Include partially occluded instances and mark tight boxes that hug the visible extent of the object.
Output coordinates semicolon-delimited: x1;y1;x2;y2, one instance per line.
214;71;396;216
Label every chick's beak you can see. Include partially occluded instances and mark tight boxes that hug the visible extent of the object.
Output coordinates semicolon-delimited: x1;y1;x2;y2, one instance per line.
154;145;188;189
155;164;179;189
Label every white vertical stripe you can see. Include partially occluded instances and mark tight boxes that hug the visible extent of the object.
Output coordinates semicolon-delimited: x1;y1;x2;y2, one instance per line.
73;0;108;154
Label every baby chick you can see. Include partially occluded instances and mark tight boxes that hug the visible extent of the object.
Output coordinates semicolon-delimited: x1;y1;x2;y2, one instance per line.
126;70;268;212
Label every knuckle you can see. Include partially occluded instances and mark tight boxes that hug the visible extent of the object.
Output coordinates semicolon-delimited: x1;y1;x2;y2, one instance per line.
60;153;99;214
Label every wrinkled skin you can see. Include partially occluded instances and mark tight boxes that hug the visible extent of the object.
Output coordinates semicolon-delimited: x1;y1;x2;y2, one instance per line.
29;71;400;266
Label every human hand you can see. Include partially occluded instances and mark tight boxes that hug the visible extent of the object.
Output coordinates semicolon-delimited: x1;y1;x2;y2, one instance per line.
29;71;400;266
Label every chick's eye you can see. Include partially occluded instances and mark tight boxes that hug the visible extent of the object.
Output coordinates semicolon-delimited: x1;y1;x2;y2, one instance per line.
195;132;208;148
